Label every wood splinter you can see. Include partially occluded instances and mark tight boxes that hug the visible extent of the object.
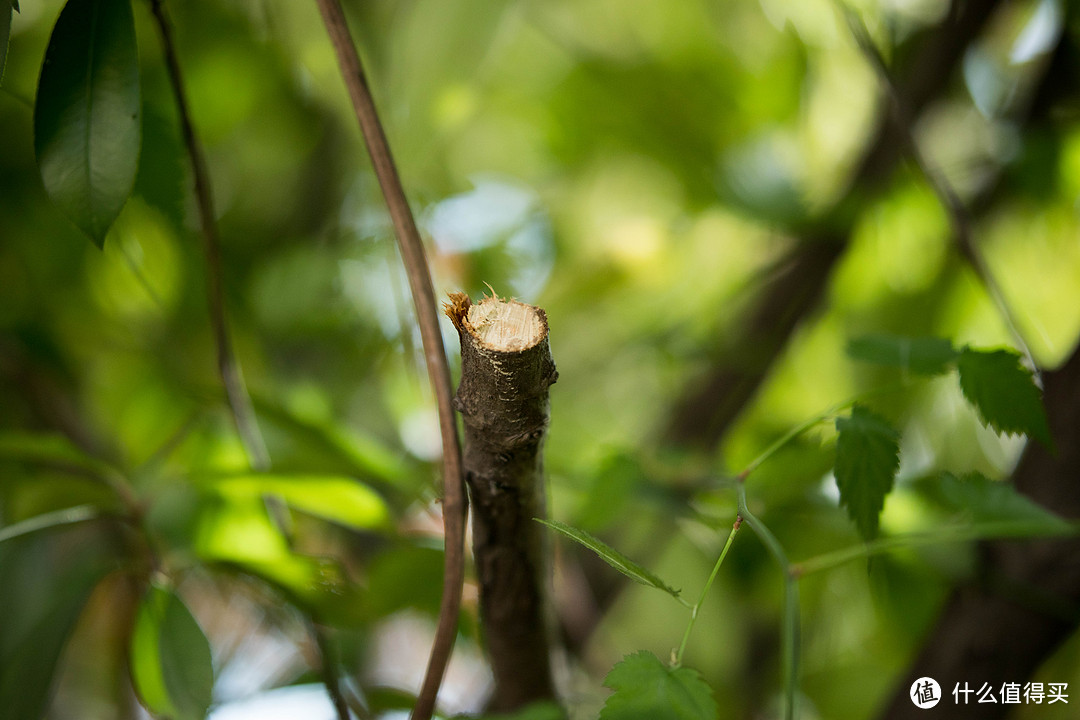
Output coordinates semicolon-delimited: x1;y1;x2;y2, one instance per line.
445;290;559;712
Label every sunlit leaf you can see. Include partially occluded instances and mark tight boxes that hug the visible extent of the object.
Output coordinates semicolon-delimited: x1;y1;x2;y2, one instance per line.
834;405;900;541
131;584;214;720
34;0;140;245
957;348;1052;447
212;473;390;531
599;651;718;720
536;519;680;599
846;335;958;376
252;396;411;487
0;519;118;720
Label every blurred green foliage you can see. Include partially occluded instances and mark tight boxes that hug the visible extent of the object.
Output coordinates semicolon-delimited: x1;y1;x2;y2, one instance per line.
3;0;1080;718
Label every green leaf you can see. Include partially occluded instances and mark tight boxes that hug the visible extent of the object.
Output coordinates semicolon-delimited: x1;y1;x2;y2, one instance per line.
834;405;900;541
131;584;214;720
211;473;391;531
0;518;118;720
846;335;958;375
34;0;140;246
536;519;681;599
0;431;117;477
1;5;11;85
929;472;1072;536
957;348;1052;447
599;651;718;720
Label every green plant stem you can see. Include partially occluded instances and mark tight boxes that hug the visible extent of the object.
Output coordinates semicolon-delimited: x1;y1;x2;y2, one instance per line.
313;2;466;718
792;520;1080;577
737;483;798;720
674;516;742;666
148;0;270;471
737;383;909;483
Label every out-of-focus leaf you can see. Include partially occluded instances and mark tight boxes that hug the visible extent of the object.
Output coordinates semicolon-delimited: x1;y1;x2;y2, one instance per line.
929;472;1072;536
536;519;680;599
0;431;118;477
480;701;565;720
957;348;1052;447
846;335;959;375
364;543;444;619
834;405;900;541
1;4;11;84
211;473;390;531
0;519;119;720
253;396;410;487
34;0;140;245
599;651;718;720
189;492;365;626
131;584;214;720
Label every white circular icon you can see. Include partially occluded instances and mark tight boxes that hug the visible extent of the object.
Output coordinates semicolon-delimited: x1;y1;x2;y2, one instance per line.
910;677;941;709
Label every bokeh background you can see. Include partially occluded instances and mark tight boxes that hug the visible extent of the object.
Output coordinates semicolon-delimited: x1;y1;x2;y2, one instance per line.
2;0;1080;718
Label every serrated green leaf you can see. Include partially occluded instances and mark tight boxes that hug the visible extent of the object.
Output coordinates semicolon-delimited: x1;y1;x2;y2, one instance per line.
834;405;900;541
34;0;140;246
131;585;213;720
931;472;1072;536
846;335;958;375
600;651;718;720
957;348;1051;447
536;519;680;599
0;519;117;720
1;5;11;85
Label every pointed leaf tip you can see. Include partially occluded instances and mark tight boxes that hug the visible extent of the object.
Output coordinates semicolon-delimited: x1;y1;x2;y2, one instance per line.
834;405;900;541
536;519;681;599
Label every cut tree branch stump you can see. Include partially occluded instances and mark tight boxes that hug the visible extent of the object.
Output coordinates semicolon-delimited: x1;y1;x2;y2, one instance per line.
446;291;559;712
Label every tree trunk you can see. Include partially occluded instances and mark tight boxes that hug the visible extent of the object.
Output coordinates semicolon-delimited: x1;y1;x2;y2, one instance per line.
446;292;559;712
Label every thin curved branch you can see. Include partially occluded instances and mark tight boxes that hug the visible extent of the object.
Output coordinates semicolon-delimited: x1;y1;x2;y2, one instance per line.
148;0;270;471
312;2;467;719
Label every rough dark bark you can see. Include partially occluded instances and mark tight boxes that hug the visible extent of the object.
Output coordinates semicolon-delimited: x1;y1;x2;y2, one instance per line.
446;292;559;712
879;343;1080;720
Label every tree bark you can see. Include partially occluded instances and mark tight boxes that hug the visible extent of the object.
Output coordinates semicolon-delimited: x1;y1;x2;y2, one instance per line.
446;292;559;712
879;342;1080;720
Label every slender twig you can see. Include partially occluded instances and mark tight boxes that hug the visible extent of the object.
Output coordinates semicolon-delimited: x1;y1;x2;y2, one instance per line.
674;516;742;666
792;520;1080;577
148;0;270;471
737;483;798;720
312;2;466;718
838;3;1039;379
736;383;906;482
